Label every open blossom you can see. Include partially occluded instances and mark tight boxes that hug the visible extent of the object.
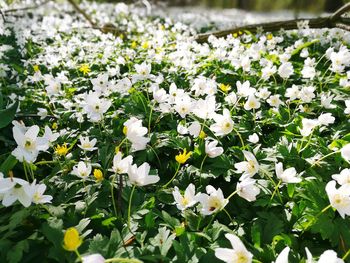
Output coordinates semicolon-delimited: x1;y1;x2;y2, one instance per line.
196;185;228;215
82;254;105;263
248;133;259;144
210;109;234;136
244;95;261;111
123;117;150;152
318;113;335;126
82;92;111;122
25;180;52;204
274;247;290;263
275;162;301;183
172;183;198;211
71;161;92;179
12;124;49;163
236;178;260;202
133;62;152;81
236;80;255;97
110;151;133;174
127;162;159;186
299;86;315;103
205;139;224;158
306;247;344;263
341;144;350;162
332;169;350;185
278;62;293;79
300;118;319;137
325;180;350;218
234;151;259;180
215;233;253;263
78;136;97;151
285;85;300;101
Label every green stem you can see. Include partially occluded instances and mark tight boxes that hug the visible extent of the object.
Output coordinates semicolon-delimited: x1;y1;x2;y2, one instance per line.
111;175;118;217
105;258;142;263
23;162;29;182
74;249;82;262
199;154;208;184
270;180;282;202
302;204;332;233
148;102;156;136
223;208;234;225
227;189;238;200
311;150;340;167
232;126;245;149
127;185;136;229
162;163;181;188
342;248;350;261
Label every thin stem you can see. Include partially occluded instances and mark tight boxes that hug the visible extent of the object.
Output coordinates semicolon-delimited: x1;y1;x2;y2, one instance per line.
74;249;82;262
127;185;136;229
199;154;208;183
232;126;245;149
302;204;332;233
270;180;282;202
223;208;235;225
105;258;142;263
342;248;350;261
111;175;118;217
311;150;340;167
162;163;181;188
227;189;238;200
148;101;156;136
23;162;29;182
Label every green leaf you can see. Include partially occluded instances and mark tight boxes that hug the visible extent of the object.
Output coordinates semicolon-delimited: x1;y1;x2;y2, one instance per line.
0;92;3;109
0;100;18;129
6;240;29;263
0;154;18;176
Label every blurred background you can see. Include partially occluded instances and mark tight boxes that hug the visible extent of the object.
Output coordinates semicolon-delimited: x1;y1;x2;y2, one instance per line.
96;0;348;14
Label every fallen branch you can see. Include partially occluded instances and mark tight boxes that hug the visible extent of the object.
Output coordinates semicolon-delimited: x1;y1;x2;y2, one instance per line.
196;3;350;43
66;0;97;27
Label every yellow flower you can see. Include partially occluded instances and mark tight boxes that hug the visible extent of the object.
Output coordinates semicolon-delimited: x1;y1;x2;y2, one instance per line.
141;41;149;49
33;65;40;72
52;122;58;130
219;83;231;93
55;143;69;156
131;41;137;49
199;130;207;139
93;169;103;182
267;33;273;40
175;149;192;164
79;64;90;75
63;227;82;252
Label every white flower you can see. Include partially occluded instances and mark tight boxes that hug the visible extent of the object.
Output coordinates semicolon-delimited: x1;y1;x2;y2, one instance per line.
299;86;315;103
172;183;198;211
71;161;92;179
234;151;259;180
210;109;234;136
267;95;283;108
43;126;59;143
188;121;201;138
24;180;52;204
318;113;335;126
332;169;350;185
345;100;350;114
274;247;290;263
236;178;260;202
110;151;133;174
78;136;97;151
275;162;301;183
285;85;300;101
124;117;150;152
320;93;336;109
12;124;49;163
196;185;228;215
305;247;344;263
341;144;350;162
37;108;48;120
325;180;350;218
300;118;319;137
236;81;255;97
205;139;224;158
248;133;259;144
91;73;109;94
225;92;237;105
82;254;105;263
244;95;261;111
215;233;253;263
133;62;152;81
0;177;31;207
278;62;293;79
127;162;159;186
174;95;193;118
82;92;111;122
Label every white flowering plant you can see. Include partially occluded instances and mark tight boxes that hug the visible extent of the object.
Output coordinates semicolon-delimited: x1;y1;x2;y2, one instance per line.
0;1;350;263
